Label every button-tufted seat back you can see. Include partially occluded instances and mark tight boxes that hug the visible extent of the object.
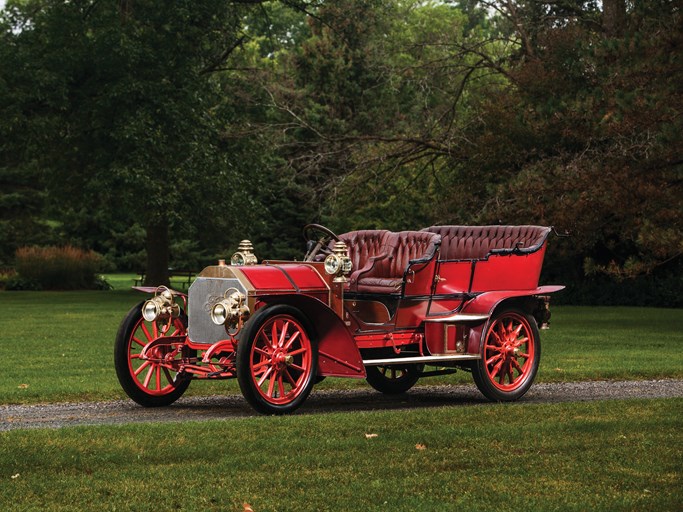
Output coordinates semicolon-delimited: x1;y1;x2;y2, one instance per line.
386;231;441;276
338;230;389;271
422;225;551;260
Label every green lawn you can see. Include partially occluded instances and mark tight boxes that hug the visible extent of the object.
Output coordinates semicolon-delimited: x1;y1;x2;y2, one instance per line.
102;273;138;290
536;306;683;381
0;288;681;511
104;272;194;291
1;399;681;511
0;288;681;405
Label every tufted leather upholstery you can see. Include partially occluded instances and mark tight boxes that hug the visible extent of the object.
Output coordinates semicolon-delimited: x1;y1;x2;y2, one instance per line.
338;230;441;294
386;231;441;277
421;225;551;260
338;230;389;272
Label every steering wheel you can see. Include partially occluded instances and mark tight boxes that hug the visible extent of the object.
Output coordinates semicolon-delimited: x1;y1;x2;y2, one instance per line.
303;224;341;262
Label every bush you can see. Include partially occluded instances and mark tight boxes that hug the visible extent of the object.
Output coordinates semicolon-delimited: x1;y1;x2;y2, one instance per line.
0;268;14;288
5;275;42;291
14;246;105;290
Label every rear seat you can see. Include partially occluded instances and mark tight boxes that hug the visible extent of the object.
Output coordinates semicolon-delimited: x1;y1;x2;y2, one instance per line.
339;230;441;294
421;225;551;260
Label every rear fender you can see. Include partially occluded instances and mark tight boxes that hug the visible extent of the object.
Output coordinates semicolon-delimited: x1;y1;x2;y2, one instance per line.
459;285;564;352
259;294;365;378
460;285;564;317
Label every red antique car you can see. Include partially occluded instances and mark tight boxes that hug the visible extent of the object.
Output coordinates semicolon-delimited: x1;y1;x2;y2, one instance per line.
115;224;564;414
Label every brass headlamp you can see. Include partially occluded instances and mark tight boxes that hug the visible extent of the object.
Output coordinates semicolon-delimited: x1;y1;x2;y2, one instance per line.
230;240;258;266
141;286;180;323
210;287;250;333
324;241;352;283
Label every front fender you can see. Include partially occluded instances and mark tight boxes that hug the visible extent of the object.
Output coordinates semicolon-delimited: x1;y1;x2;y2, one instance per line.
132;286;187;297
259;294;365;378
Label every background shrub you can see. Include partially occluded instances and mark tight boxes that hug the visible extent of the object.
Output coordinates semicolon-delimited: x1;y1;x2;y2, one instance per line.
15;246;105;290
0;268;18;290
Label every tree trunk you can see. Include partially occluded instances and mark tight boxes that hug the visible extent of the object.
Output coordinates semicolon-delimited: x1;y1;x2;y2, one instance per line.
144;219;170;287
603;0;626;37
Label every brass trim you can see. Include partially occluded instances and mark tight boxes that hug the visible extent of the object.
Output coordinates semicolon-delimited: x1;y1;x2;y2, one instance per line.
426;313;489;323
231;240;258;266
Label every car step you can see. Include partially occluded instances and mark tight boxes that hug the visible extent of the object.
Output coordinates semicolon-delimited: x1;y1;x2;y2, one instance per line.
362;354;480;366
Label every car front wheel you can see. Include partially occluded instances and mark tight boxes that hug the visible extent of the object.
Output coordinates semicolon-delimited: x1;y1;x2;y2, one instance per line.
114;302;192;407
236;305;318;414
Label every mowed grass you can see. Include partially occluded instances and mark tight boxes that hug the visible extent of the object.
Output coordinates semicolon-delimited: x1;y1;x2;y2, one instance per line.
0;287;681;511
0;286;681;404
1;399;681;511
538;306;683;382
105;272;194;291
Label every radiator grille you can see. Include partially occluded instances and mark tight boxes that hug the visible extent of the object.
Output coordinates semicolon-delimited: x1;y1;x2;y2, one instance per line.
187;277;247;345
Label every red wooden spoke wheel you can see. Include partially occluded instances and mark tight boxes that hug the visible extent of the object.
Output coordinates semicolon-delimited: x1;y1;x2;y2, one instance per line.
237;305;317;414
114;301;192;407
472;308;540;401
365;364;422;394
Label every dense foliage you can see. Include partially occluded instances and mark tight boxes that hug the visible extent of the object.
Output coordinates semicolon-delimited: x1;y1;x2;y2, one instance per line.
0;0;680;303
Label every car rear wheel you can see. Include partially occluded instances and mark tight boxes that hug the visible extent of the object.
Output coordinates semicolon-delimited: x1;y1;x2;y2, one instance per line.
472;308;540;401
237;305;317;414
365;364;422;394
114;302;192;407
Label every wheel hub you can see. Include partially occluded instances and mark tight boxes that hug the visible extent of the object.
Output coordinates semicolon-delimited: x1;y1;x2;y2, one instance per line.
503;343;519;358
499;327;521;360
271;349;294;369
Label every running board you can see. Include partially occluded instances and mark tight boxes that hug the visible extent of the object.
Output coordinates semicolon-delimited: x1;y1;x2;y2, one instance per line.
362;354;480;366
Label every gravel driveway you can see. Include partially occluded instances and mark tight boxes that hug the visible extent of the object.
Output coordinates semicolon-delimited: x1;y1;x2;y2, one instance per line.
1;379;682;431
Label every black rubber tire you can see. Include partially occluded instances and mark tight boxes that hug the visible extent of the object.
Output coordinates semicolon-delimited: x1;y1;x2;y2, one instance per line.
114;301;192;407
472;308;541;402
236;304;318;415
365;364;422;394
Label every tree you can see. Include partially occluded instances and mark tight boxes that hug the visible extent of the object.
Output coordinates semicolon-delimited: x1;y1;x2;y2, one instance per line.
0;0;255;285
0;166;47;266
464;0;682;281
271;0;681;298
269;0;487;230
3;0;679;301
0;5;53;265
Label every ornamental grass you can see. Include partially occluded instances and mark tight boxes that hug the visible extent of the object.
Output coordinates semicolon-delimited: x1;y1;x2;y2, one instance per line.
15;245;104;290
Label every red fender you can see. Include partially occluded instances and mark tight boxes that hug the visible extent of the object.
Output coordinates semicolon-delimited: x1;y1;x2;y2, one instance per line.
458;285;564;354
459;285;565;317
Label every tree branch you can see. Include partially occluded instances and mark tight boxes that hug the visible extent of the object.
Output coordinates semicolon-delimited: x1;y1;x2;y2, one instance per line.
200;35;247;75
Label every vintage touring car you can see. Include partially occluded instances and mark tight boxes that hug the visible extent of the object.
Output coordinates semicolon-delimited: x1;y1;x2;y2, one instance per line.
115;224;564;414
